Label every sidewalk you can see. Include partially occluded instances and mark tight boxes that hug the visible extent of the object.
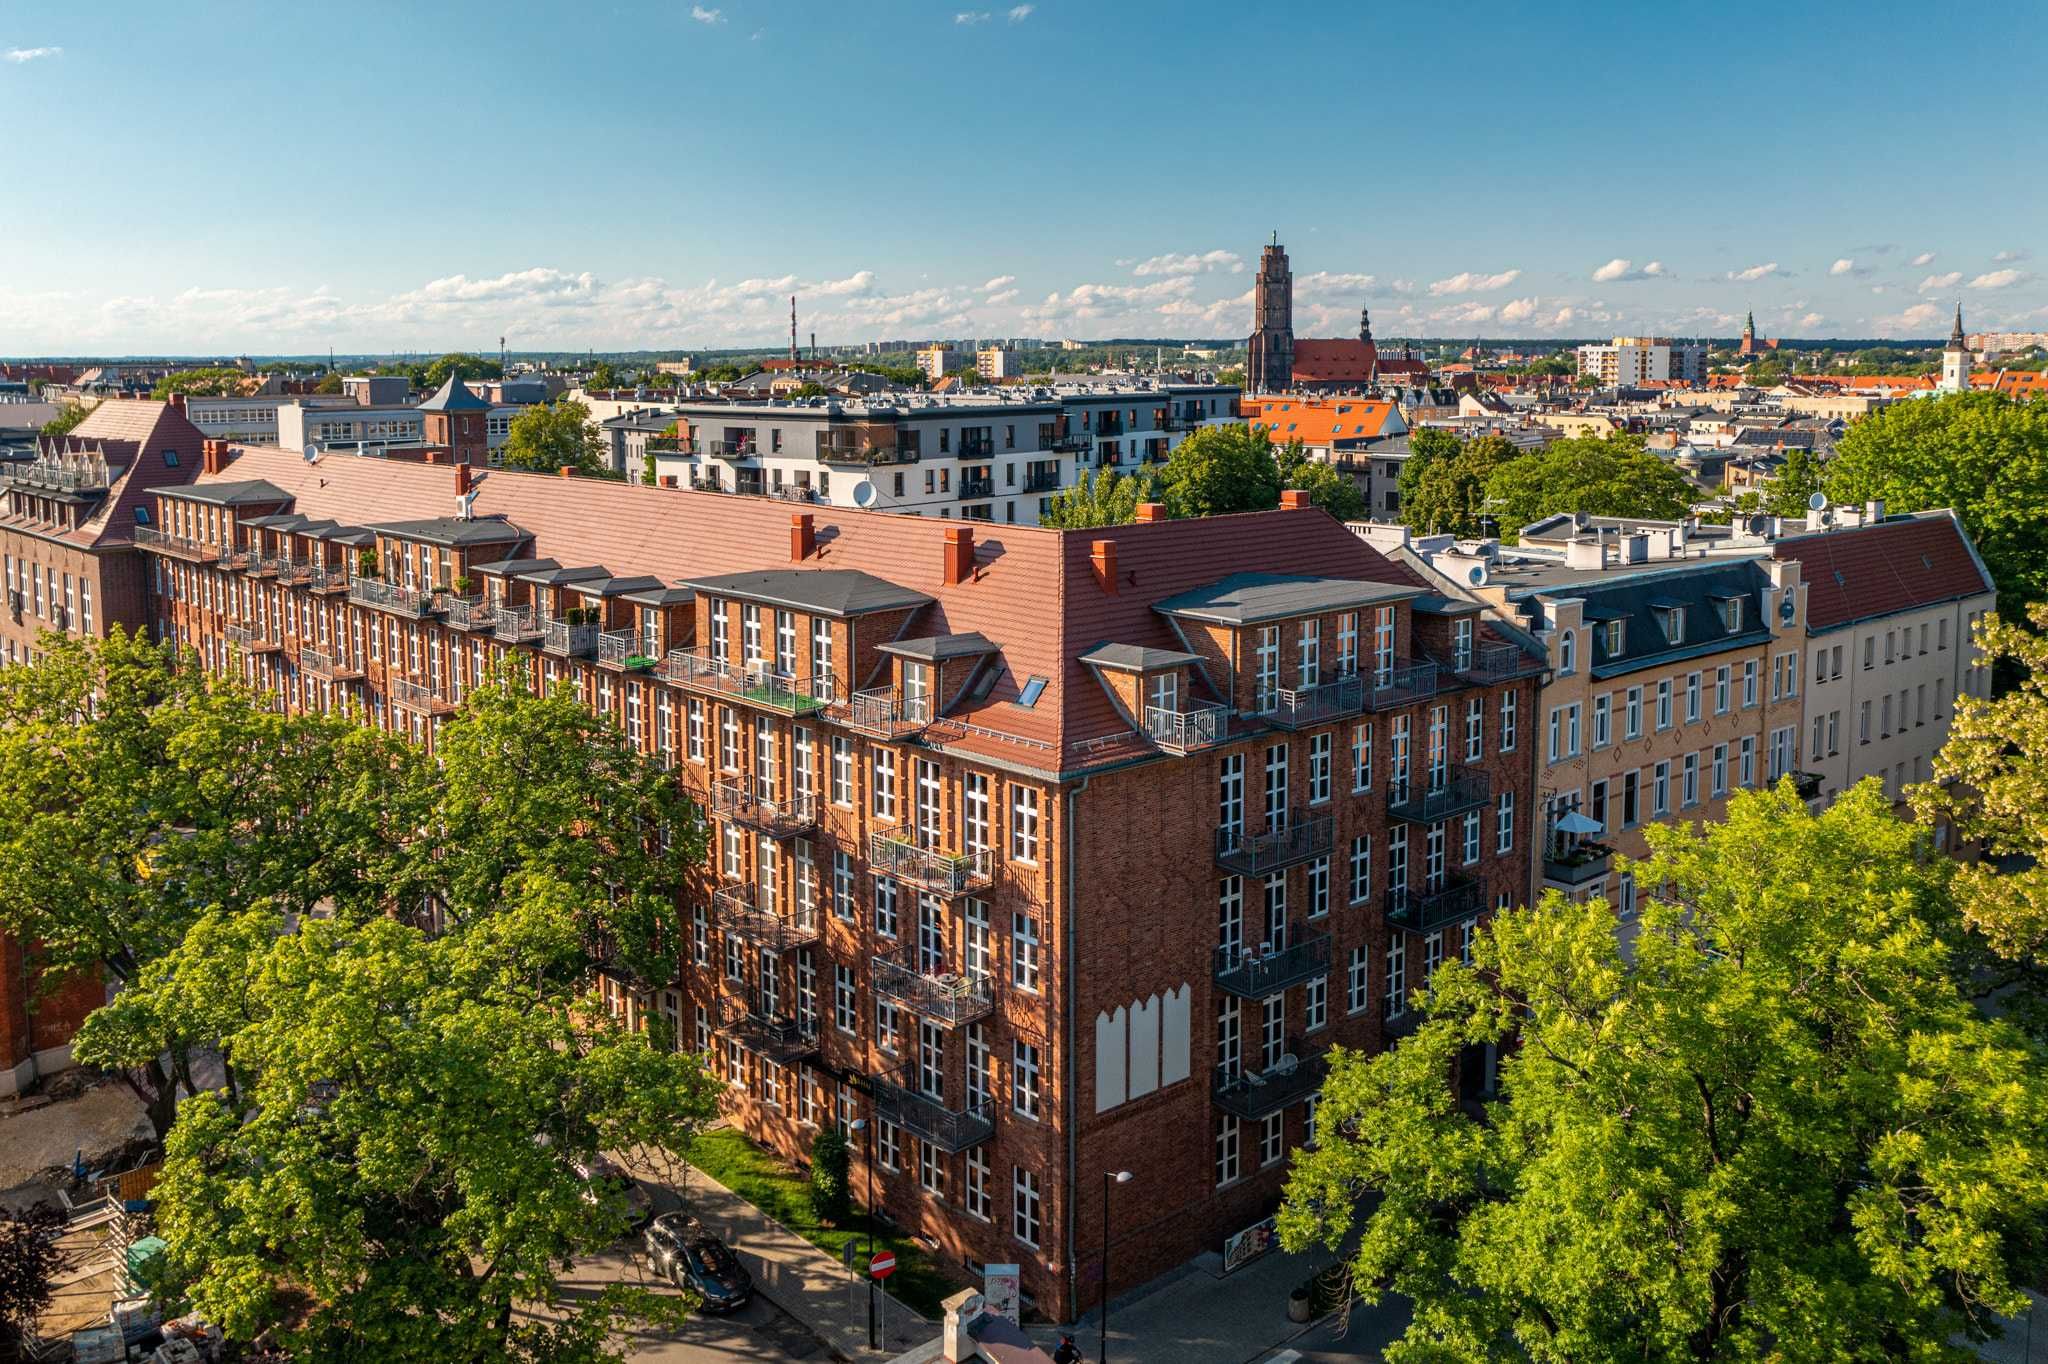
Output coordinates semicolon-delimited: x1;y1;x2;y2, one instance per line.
1024;1243;1340;1364
626;1142;932;1359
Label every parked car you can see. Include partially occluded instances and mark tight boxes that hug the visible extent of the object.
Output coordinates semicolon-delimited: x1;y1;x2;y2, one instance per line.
643;1212;752;1312
572;1156;654;1230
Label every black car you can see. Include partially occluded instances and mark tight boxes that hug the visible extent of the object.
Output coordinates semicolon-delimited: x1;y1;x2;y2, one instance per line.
643;1212;752;1313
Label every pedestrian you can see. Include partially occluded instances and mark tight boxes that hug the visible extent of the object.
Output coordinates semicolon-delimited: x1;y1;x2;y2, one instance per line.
1052;1331;1082;1364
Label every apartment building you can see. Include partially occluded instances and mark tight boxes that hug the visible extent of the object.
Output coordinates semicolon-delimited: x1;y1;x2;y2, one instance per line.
643;381;1236;526
0;397;210;1093
1768;510;1995;813
1573;337;1707;387
137;442;1539;1320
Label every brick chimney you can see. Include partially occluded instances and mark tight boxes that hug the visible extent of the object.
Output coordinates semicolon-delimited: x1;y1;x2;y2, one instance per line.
1091;538;1118;594
200;439;225;476
943;526;974;585
791;512;815;562
455;463;473;497
167;392;187;415
1134;502;1166;523
559;465;576;478
1279;489;1311;510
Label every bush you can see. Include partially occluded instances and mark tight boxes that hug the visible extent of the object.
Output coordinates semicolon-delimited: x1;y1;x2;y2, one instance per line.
808;1128;851;1225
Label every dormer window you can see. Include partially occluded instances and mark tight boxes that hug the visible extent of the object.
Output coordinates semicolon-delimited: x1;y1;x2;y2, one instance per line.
163;449;179;467
1661;606;1686;645
1603;619;1625;656
1721;598;1742;633
1146;670;1180;714
1557;629;1576;675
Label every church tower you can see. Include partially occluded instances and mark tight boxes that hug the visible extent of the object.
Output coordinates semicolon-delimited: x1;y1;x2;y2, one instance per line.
1738;309;1757;356
1246;234;1294;394
1941;302;1971;393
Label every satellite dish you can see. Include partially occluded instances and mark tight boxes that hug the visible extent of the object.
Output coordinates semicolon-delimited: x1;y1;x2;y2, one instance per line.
851;482;877;508
1807;491;1828;512
1466;564;1488;587
1746;514;1771;535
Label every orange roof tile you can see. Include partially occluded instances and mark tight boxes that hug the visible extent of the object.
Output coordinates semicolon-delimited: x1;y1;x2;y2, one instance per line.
1238;397;1399;445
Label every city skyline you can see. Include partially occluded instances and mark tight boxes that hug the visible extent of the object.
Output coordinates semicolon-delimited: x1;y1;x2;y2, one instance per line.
1;0;2041;353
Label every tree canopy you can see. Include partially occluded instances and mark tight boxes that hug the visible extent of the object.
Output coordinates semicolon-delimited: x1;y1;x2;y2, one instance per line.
1038;425;1361;526
1273;437;1366;522
1401;433;1524;537
1483;433;1696;536
150;368;248;399
1040;468;1159;529
39;401;92;436
500;399;609;477
1824;391;2048;607
1759;443;1824;519
1281;781;2048;1362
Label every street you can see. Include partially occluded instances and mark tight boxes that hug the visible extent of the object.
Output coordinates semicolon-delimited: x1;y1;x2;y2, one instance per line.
554;1240;835;1364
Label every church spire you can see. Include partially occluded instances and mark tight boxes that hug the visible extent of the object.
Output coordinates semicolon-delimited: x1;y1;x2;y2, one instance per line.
1359;305;1372;344
1947;300;1967;352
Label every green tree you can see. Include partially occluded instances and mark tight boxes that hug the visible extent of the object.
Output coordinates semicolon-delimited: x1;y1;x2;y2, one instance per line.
1824;391;2048;607
313;372;345;394
39;402;92;436
1914;603;2048;1039
420;353;503;390
586;362;621;392
150;367;247;399
1282;781;2048;1362
130;906;719;1362
1483;433;1695;536
1273;438;1366;522
809;1128;852;1225
1395;428;1461;515
500;399;608;477
1040;468;1158;529
1403;434;1523;536
1156;424;1282;518
1759;444;1824;518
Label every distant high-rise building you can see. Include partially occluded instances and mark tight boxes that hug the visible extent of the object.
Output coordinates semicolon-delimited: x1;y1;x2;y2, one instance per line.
1246;235;1295;393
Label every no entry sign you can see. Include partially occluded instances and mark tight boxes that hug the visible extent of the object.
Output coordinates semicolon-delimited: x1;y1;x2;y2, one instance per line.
869;1251;897;1280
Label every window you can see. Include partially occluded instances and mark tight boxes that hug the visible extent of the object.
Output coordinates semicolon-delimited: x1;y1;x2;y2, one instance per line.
877;1119;900;1171
1713;743;1728;796
830;736;853;805
1347;945;1371;1014
1454;617;1474;672
1013;1039;1041;1119
1546;703;1580;763
1337;612;1359;675
1558;629;1576;675
1462;811;1480;865
1653;760;1671;815
1602;618;1625;655
871;749;896;820
1010;785;1041;862
1682;751;1699;807
1739;735;1757;788
874;876;899;938
1624;686;1643;739
1308;732;1332;804
1685;671;1701;723
1592;693;1611;748
1351;722;1373;792
966;1146;990;1220
1348;834;1372;904
1655;679;1672;731
1385;936;1408;1018
1715;665;1731;715
1218;752;1245;836
1217;876;1242;956
876;999;901;1054
1297;618;1320;688
1496;790;1515;854
1012;914;1041;992
1260;1112;1285;1167
1499;690;1517;752
1306;855;1330;918
1661;605;1686;645
1254;625;1280;711
1465;697;1483;762
1013;1167;1041;1247
1374;605;1395;680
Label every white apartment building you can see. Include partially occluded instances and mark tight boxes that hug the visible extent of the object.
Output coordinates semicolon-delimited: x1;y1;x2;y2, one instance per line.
275;402;521;461
645;380;1237;525
1769;508;1996;813
976;347;1021;380
1574;337;1706;386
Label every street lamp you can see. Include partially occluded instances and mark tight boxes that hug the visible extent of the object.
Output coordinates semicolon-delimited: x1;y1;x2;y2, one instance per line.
1100;1170;1132;1364
849;1118;877;1349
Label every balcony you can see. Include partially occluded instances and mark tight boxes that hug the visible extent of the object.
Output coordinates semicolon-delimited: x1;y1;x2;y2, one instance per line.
658;651;838;715
1790;770;1825;803
712;778;818;839
1022;468;1062;494
1213;934;1332;1000
1541;842;1612;888
868;832;993;898
834;686;930;738
1214;814;1333;877
871;954;995;1027
1361;660;1439;712
1145;703;1228;754
958;476;995;501
870;1069;994;1153
1447;641;1533;685
4;459;109;493
223;623;281;655
542;618;599;658
709;439;757;460
440;596;494;631
712;882;821;953
1161;411;1204;432
132;528;223;563
492;604;545;642
1050;432;1092;453
388;676;458;716
274;558;320;586
298;646;363;682
305;565;349;593
597;630;659;670
1211;1047;1329;1120
243;553;278;578
721;996;818;1063
817;436;911;465
349;577;434;618
1385;876;1484;934
1263;676;1364;729
1094;416;1125;437
645;434;693;455
1386;770;1492;824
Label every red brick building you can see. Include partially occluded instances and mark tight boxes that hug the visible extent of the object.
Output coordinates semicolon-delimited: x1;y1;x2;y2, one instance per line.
0;397;207;1094
135;443;1541;1319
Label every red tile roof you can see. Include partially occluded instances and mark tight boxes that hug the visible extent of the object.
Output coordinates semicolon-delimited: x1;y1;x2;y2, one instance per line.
198;444;1433;775
1290;339;1379;383
1770;512;1993;632
1240;397;1399;443
0;399;206;549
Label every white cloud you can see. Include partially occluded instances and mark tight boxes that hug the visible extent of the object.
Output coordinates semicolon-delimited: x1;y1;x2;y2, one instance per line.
1427;269;1521;296
1130;250;1243;277
1431;301;1496;326
1910;251;1936;267
1551;306;1577;326
1007;3;1034;19
689;5;724;23
1590;258;1667;283
1498;296;1539;323
3;46;60;63
1727;262;1784;282
954;11;990;22
1828;258;1872;278
981;275;1016;292
1969;269;2027;290
1799;312;1825;328
983;289;1018;306
1292;270;1376;298
1875;301;1943;336
1918;271;1963;292
1993;248;2032;263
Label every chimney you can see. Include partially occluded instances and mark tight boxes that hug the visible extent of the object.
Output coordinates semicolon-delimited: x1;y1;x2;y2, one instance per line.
943;525;974;585
791;512;815;562
940;1289;985;1364
167;392;187;414
424;449;445;465
1090;537;1118;594
1134;502;1166;523
200;439;224;476
560;465;576;478
1565;537;1606;571
455;463;473;497
1865;498;1885;521
1279;489;1311;510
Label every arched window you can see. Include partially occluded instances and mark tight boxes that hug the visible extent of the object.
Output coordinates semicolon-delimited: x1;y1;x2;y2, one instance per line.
1558;629;1577;674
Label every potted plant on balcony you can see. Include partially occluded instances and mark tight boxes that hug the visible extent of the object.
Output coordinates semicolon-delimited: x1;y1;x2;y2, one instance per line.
452;575;472;595
354;548;378;579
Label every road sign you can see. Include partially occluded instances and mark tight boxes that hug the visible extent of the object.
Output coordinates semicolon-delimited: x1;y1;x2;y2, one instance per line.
869;1251;897;1280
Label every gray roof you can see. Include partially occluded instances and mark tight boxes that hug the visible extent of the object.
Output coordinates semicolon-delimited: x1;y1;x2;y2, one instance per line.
1410;594;1482;616
1079;641;1205;672
416;375;490;412
368;516;531;548
1154;572;1421;625
623;585;696;608
169;479;292;508
679;569;932;618
472;556;560;577
241;513;310;529
519;565;611;588
879;632;998;662
567;574;666;598
1545;560;1779;679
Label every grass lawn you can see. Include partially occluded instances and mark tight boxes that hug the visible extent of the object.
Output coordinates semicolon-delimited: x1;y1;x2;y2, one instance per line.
684;1126;960;1319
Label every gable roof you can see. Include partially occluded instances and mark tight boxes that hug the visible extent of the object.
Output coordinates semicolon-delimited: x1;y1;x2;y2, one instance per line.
1156;571;1421;625
416;375;490;412
1537;559;1777;678
0;399;207;548
1290;338;1380;383
1770;511;1994;632
680;568;934;618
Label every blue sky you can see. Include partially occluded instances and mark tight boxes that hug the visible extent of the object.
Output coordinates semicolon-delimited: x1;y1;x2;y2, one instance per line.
1;0;2041;354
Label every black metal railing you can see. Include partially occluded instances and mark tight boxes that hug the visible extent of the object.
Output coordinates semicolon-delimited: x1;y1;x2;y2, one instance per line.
1214;814;1333;877
1385;877;1484;933
1211;1046;1328;1120
870;1069;994;1153
871;954;996;1026
1386;770;1492;824
1212;934;1332;999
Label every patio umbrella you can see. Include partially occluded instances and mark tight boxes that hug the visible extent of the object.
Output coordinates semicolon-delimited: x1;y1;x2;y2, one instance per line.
1554;810;1604;837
